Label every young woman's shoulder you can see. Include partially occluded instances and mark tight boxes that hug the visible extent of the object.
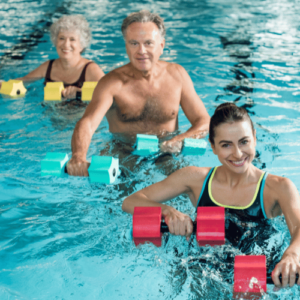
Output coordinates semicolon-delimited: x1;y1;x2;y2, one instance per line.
265;173;295;193
170;166;213;189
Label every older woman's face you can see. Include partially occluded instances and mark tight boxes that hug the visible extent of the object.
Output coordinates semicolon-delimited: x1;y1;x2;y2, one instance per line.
56;31;83;59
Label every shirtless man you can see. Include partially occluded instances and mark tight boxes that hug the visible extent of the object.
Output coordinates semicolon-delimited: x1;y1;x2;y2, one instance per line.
68;10;210;176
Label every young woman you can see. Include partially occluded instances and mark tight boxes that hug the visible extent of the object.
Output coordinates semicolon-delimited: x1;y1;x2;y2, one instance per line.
122;102;300;288
0;15;104;99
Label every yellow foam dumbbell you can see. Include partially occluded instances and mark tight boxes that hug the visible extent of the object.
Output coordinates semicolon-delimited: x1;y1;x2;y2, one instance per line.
0;80;27;97
44;82;64;101
81;81;98;101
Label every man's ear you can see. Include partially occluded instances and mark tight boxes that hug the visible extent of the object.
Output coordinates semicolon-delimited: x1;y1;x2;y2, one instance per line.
161;38;165;55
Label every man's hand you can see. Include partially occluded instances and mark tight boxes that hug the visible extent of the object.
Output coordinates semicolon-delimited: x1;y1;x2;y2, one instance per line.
62;86;81;99
67;156;90;177
162;206;193;241
272;252;300;288
160;140;183;154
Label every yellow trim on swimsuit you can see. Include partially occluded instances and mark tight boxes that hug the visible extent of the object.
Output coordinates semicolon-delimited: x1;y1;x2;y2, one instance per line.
208;167;265;210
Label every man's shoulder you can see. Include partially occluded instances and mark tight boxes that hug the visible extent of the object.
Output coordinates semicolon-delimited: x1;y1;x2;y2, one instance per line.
159;61;189;80
103;64;133;83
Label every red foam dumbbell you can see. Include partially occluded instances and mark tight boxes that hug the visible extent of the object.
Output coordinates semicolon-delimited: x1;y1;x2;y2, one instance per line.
132;206;225;247
233;255;299;299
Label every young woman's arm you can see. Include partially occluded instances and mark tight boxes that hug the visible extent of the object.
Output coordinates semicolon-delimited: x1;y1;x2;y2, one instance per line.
122;166;207;239
266;176;300;288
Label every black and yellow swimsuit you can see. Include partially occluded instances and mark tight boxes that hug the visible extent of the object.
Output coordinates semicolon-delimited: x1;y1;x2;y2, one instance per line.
196;167;268;221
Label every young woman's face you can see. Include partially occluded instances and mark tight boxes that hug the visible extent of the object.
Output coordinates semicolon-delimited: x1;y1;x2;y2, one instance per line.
211;120;256;174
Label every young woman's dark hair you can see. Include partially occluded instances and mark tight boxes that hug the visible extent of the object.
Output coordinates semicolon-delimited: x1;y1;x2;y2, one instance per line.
209;102;255;145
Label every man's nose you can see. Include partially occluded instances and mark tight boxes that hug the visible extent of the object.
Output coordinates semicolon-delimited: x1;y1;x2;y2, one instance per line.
138;44;146;54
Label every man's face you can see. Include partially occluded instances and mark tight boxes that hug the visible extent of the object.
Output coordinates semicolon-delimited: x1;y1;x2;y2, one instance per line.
125;22;165;72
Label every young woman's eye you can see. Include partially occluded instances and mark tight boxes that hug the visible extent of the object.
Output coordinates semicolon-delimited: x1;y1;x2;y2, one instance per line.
241;140;248;145
221;144;230;148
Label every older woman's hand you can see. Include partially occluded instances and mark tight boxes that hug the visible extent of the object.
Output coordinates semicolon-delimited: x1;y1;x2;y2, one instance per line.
62;86;81;99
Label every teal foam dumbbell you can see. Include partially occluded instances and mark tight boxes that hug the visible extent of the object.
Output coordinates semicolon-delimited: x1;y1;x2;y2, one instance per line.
41;152;120;184
181;138;207;155
132;134;160;156
132;134;207;156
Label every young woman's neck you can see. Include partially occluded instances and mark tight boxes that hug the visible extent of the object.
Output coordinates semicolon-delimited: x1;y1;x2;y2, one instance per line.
216;164;258;187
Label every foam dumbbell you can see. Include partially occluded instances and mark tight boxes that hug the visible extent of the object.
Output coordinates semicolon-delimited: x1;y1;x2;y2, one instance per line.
0;80;27;97
132;206;225;247
40;152;120;184
233;255;299;299
81;81;97;101
132;134;207;156
44;82;64;101
44;81;98;101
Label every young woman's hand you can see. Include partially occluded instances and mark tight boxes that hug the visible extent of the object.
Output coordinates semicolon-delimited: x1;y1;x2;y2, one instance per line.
162;206;193;241
272;252;300;288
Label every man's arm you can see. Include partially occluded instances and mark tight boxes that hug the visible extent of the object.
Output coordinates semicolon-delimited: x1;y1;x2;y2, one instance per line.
161;64;210;153
67;73;120;176
268;176;300;288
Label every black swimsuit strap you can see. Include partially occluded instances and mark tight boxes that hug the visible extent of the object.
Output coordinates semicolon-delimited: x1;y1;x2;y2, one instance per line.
44;60;94;88
44;59;55;85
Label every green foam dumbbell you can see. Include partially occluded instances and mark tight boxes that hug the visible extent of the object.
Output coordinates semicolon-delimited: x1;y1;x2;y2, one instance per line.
41;152;120;184
132;134;207;156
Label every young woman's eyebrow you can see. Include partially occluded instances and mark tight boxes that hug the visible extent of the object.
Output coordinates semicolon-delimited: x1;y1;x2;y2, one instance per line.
238;136;250;142
218;136;251;144
219;140;232;144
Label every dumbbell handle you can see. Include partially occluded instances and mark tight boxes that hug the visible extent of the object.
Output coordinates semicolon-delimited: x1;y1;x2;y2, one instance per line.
160;221;197;233
266;273;299;284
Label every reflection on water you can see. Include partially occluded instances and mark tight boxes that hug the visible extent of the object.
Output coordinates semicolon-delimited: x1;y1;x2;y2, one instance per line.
1;0;300;299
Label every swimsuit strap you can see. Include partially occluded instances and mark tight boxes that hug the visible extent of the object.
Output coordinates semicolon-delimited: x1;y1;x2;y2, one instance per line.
77;61;93;83
44;59;55;85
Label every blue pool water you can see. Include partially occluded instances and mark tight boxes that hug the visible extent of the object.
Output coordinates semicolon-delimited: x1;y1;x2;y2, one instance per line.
1;0;300;299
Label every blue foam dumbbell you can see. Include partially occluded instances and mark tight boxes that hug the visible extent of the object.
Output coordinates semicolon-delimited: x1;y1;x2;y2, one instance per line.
41;152;120;184
132;134;207;156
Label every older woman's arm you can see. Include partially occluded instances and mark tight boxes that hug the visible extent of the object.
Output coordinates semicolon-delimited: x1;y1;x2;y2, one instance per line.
62;62;105;99
0;61;48;88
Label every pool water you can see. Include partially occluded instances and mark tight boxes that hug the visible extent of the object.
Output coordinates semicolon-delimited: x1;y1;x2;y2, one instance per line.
1;0;300;299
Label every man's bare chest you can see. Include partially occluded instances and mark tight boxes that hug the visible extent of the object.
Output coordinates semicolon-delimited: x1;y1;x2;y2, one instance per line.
111;84;182;123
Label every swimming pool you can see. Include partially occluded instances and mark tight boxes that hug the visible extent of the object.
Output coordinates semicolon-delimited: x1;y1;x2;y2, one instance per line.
1;0;300;299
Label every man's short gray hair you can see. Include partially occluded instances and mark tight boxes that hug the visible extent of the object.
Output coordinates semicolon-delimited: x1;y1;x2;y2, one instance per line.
50;15;91;50
121;10;166;40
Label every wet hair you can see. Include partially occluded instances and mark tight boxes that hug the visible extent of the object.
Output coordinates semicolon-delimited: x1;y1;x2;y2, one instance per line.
50;15;91;51
121;10;166;40
209;102;255;145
